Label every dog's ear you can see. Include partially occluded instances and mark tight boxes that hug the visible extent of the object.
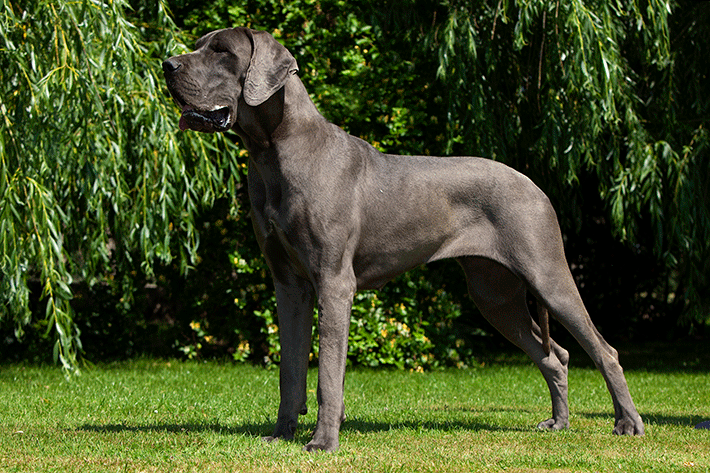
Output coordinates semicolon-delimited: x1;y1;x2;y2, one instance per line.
243;29;299;107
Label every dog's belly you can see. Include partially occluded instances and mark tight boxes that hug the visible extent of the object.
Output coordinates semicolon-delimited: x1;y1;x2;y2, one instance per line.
352;242;440;290
351;212;498;290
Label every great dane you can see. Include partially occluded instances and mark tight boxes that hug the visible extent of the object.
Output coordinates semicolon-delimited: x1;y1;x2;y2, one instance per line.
163;27;644;452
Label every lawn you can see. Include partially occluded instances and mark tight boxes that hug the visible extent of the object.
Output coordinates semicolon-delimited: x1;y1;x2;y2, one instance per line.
1;349;708;472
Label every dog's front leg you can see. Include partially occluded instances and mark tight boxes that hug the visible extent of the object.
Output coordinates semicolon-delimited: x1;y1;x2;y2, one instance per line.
304;275;355;452
264;277;315;443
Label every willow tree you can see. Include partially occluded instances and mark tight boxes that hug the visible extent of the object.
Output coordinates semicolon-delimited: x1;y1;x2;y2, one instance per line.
379;0;708;324
0;0;240;370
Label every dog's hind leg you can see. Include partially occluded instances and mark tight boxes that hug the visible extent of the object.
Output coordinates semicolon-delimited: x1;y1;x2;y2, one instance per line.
527;263;645;435
458;256;571;430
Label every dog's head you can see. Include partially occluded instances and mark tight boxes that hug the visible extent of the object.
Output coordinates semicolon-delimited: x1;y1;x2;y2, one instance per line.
163;28;298;134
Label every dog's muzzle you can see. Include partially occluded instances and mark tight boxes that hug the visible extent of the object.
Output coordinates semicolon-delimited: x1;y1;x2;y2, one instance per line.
162;59;232;133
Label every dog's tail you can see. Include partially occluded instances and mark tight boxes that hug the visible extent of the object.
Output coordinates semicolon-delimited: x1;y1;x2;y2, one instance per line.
538;302;551;356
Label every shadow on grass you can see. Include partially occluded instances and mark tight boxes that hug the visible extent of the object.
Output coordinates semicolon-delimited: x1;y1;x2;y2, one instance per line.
341;418;530;434
570;410;708;429
77;407;708;439
634;413;708;428
77;415;530;439
77;421;273;437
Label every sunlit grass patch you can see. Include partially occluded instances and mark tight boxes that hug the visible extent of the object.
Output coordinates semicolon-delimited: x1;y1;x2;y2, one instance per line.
1;359;708;472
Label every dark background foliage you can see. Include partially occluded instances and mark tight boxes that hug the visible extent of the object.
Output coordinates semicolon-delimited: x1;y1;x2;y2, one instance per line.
1;0;707;370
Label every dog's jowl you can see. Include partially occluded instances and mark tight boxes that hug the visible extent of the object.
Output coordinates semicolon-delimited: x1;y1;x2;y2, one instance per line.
163;27;644;452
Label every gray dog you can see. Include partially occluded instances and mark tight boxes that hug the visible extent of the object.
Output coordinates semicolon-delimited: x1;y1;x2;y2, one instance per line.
163;27;644;452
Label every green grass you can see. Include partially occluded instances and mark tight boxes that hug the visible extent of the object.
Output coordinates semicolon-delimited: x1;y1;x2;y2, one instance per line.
0;354;708;472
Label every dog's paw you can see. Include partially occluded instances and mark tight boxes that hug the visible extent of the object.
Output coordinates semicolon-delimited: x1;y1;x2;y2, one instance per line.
537;418;569;431
265;418;298;443
303;439;339;453
303;425;340;453
612;416;645;436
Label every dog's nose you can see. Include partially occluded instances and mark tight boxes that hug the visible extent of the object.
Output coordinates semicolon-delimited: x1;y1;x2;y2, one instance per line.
162;58;181;74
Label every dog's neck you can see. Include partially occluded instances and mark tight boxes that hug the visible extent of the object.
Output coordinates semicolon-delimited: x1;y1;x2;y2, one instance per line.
281;74;322;126
234;74;322;155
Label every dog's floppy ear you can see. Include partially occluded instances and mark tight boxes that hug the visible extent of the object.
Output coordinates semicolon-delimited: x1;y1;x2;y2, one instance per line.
243;29;299;107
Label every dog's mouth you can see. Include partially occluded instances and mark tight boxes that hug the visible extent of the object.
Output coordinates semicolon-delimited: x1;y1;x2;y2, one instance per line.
177;105;231;133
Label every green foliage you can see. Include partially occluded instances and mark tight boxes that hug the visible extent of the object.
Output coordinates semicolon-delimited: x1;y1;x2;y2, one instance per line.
172;243;475;369
0;0;240;370
347;269;470;371
421;0;709;324
1;0;708;369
